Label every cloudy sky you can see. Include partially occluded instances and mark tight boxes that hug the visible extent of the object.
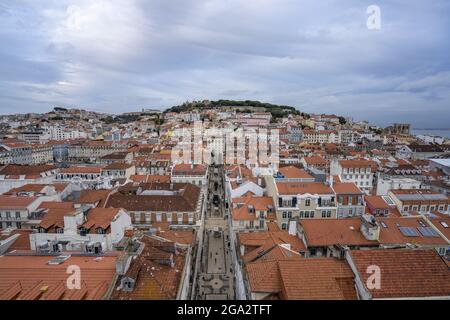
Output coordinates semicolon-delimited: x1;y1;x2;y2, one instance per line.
0;0;449;127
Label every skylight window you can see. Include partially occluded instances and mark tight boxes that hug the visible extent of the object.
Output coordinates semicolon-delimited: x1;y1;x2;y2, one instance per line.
398;226;419;237
417;227;440;237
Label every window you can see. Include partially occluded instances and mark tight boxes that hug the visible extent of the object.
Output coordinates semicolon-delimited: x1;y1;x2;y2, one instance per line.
282;212;287;219
305;211;310;218
403;206;409;212
322;211;326;218
167;213;172;223
399;227;419;237
281;223;287;230
417;227;439;237
439;205;445;212
156;213;162;222
259;220;264;228
56;228;64;234
309;211;314;218
327;210;331;218
97;228;105;234
5;211;10;219
305;199;311;207
16;222;22;229
287;211;292;219
15;212;20;219
299;211;304;218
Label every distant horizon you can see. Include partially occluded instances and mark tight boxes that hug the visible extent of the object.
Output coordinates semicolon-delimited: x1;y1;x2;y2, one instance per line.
1;103;450;132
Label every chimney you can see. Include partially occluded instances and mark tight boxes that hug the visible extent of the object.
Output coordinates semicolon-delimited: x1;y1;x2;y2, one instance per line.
360;214;380;241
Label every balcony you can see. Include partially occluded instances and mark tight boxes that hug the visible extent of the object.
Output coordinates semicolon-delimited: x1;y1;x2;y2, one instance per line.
317;202;336;208
0;216;28;221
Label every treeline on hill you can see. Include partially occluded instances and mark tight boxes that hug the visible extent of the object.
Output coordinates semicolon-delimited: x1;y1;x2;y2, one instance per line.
101;114;142;124
164;99;303;119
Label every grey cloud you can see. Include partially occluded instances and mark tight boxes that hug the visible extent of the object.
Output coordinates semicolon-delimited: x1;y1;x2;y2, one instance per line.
0;0;449;128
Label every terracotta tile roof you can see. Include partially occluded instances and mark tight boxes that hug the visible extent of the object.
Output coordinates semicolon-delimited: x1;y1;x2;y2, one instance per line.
0;255;117;300
232;196;274;221
303;156;328;165
278;166;313;179
39;208;77;230
246;258;356;300
82;208;122;233
428;217;450;240
0;196;38;210
5;183;69;195
233;195;273;211
75;189;112;206
156;230;195;246
276;182;334;195
59;166;103;174
246;260;282;294
0;164;56;176
238;230;306;263
5;184;47;194
225;165;253;179
349;249;450;299
38;201;74;211
332;182;363;194
130;175;170;183
1;230;32;252
106;183;200;212
339;159;378;169
103;162;133;170
100;152;129;160
377;217;448;246
300;218;378;247
279;259;356;300
112;236;186;300
172;164;206;176
364;195;390;209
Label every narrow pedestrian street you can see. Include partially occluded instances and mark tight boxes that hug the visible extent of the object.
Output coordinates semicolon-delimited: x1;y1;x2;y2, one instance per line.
192;165;235;300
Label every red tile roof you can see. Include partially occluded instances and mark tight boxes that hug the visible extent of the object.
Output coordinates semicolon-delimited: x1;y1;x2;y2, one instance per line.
333;182;363;194
276;182;334;195
246;258;356;300
299;218;378;247
0;255;117;300
0;196;38;210
349;249;450;299
278;166;313;179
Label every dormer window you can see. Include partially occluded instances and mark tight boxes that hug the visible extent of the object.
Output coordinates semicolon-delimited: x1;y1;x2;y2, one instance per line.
97;228;105;234
79;227;87;236
56;227;64;234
